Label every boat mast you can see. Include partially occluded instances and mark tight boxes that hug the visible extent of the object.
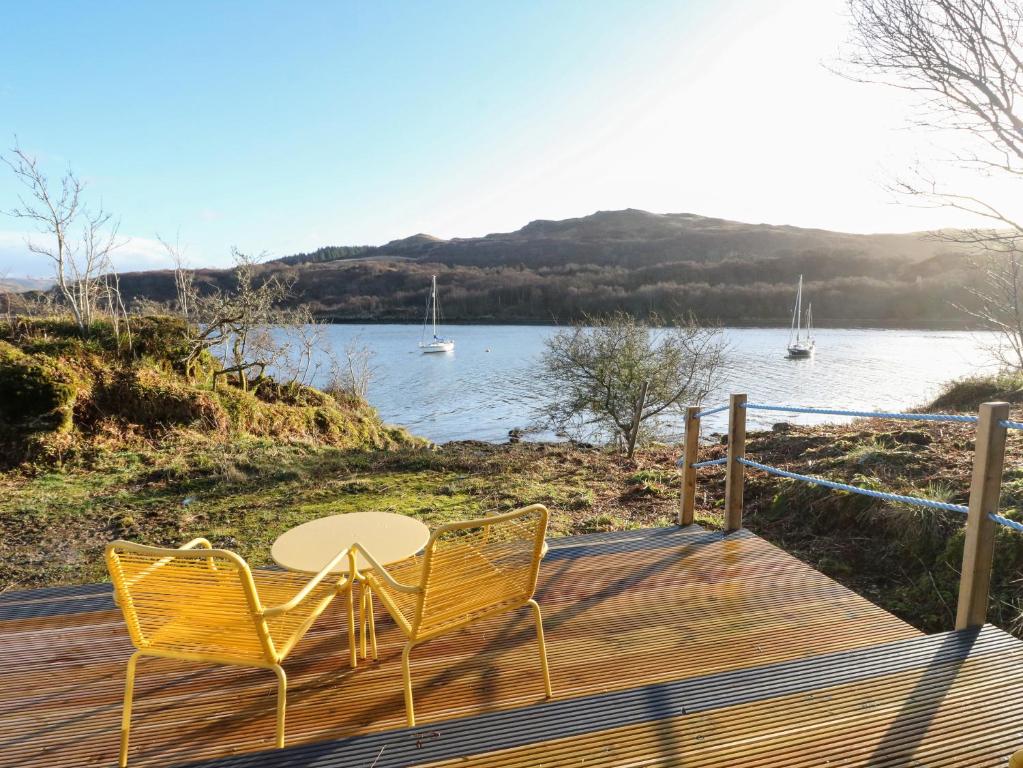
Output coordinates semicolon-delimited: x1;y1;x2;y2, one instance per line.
431;275;438;338
796;275;803;341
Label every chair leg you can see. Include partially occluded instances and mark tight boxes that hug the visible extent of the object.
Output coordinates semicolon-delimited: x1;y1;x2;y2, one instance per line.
346;582;357;668
367;587;378;660
119;651;142;768
360;585;368;660
527;599;553;698
401;642;416;727
272;664;287;749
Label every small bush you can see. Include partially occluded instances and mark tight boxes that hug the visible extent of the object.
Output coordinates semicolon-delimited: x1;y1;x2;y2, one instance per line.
928;373;1023;412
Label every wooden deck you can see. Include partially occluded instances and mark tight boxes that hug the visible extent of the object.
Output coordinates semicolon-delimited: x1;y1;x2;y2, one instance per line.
1;525;1020;767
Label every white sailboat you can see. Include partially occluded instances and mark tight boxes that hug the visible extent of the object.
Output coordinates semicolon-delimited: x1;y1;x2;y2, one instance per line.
419;275;455;353
787;275;815;358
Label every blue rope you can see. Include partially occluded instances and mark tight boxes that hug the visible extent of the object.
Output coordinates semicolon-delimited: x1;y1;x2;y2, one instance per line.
743;403;977;424
1000;419;1023;430
990;512;1023;533
691;458;728;469
696;404;729;419
737;458;969;514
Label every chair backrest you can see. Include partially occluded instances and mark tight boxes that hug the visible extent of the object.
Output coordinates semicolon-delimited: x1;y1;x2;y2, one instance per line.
412;504;548;639
106;541;275;663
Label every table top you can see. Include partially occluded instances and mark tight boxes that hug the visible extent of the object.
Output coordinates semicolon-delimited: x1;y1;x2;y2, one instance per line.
271;511;431;575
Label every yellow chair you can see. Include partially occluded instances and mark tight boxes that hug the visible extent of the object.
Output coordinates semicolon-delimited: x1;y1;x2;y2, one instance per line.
106;537;357;767
355;504;553;726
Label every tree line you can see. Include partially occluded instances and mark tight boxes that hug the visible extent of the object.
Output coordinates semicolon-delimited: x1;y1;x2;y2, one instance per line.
110;255;977;327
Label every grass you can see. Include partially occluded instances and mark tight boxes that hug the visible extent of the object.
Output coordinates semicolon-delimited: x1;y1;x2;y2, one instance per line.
0;438;687;590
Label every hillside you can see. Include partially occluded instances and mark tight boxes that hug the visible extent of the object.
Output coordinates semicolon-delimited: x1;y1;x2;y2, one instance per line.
114;209;977;326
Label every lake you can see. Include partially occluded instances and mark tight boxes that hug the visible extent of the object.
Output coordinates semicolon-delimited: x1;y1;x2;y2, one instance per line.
300;325;1000;443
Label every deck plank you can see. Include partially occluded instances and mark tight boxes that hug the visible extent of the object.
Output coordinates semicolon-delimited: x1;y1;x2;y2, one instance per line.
0;525;987;768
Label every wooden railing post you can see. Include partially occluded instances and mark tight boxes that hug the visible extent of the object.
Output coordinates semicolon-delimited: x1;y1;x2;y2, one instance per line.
679;406;700;526
956;401;1009;630
723;393;747;533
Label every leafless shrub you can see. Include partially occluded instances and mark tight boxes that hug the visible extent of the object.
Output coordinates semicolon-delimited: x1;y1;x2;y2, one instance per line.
325;336;376;401
538;312;727;457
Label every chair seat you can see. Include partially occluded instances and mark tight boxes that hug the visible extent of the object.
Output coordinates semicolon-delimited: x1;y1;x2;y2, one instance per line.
143;568;336;662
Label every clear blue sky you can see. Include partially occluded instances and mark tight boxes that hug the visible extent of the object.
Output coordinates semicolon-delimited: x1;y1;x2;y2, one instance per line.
0;0;992;275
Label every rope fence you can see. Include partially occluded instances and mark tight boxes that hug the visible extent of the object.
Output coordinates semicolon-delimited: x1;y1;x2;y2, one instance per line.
695;404;729;419
742;403;978;424
990;513;1023;533
737;458;969;515
679;394;1021;630
680;398;1022;533
690;457;727;469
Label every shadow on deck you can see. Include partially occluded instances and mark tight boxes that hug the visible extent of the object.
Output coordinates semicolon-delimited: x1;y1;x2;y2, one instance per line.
1;526;1020;767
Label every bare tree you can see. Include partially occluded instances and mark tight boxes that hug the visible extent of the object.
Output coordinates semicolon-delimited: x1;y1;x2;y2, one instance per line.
325;336;376;400
538;313;726;457
181;250;294;390
3;140;126;334
159;233;195;321
842;0;1023;366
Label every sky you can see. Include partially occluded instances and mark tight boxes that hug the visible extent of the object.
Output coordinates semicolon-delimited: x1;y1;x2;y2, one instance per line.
0;0;1009;276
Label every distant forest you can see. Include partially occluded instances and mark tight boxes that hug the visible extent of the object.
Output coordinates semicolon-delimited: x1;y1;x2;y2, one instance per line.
113;210;981;327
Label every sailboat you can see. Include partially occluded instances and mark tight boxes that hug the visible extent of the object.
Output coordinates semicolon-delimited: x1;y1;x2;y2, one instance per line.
419;275;455;353
787;275;815;358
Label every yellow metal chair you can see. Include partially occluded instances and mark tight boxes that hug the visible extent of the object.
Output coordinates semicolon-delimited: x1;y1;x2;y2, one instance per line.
355;503;553;726
106;537;357;767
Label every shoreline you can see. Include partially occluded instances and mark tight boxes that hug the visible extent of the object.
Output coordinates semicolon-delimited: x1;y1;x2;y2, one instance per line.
314;317;988;331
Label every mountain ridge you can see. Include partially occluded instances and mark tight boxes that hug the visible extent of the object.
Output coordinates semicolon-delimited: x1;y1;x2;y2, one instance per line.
273;209;952;267
112;208;977;326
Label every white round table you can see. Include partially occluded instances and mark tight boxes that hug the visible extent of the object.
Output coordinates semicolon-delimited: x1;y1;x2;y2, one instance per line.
271;511;430;575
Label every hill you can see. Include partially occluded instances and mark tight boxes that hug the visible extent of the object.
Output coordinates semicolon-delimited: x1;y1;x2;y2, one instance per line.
114;209;977;326
0;276;53;293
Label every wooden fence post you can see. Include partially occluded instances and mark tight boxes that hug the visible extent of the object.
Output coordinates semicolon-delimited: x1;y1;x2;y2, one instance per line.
679;406;700;526
956;400;1009;630
723;393;747;533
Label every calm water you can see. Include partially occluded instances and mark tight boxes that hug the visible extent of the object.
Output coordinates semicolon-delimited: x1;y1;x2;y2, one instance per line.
301;325;999;443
